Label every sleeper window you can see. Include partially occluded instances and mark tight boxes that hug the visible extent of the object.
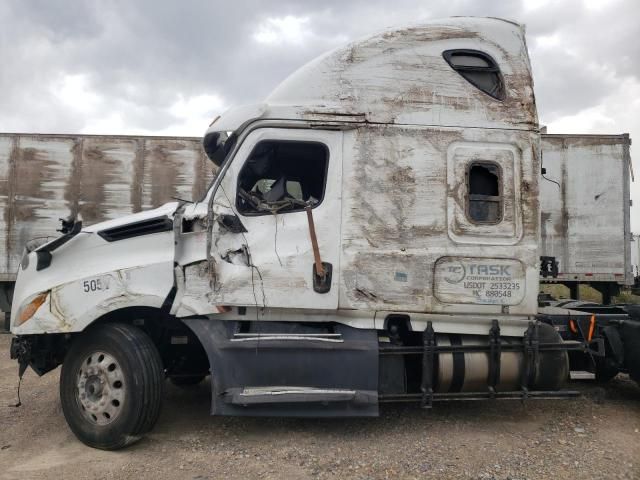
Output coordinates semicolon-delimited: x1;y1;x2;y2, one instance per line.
443;49;505;100
236;140;329;215
467;162;502;223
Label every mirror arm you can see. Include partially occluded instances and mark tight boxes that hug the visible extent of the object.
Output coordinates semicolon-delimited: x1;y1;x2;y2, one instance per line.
305;206;325;278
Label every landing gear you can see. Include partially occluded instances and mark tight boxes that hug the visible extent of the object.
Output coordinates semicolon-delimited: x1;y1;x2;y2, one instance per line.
60;324;164;450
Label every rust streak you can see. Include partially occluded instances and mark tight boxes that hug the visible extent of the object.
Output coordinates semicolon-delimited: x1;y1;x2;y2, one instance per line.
132;139;145;213
5;137;19;271
65;137;83;219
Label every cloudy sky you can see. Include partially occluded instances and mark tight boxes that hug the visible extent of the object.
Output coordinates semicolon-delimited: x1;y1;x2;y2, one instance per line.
1;0;638;228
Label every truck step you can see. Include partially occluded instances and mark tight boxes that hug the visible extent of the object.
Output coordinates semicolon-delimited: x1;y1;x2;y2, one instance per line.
224;386;372;405
231;333;343;343
570;371;596;380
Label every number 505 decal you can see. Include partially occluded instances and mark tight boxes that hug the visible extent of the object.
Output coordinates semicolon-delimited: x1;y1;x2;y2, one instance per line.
83;278;110;292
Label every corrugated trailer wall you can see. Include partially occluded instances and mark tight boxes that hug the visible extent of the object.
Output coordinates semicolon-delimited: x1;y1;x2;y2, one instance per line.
0;133;214;282
539;133;632;287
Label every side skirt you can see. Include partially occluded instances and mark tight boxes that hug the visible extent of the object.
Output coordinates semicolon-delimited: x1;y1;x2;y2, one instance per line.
183;319;379;417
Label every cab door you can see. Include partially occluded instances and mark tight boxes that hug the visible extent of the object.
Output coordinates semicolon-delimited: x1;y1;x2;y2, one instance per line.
208;127;342;311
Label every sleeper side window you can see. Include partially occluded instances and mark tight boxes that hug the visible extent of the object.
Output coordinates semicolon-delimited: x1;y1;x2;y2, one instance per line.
443;49;505;100
236;140;329;215
467;162;502;224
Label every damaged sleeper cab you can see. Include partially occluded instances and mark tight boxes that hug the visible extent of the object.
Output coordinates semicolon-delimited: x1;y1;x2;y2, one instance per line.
10;17;576;450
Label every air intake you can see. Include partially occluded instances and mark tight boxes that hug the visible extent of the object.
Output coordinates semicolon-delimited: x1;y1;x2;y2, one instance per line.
98;216;173;242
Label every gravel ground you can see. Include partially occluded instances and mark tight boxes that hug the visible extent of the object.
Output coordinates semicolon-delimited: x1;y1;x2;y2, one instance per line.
0;334;638;480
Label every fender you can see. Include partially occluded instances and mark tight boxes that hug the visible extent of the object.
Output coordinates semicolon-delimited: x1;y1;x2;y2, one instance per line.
10;203;180;335
11;262;174;335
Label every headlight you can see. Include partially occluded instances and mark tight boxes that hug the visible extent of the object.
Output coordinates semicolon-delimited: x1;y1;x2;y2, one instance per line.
16;292;48;326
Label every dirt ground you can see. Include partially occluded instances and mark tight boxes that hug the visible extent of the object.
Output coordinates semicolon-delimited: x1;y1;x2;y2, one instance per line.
0;334;638;480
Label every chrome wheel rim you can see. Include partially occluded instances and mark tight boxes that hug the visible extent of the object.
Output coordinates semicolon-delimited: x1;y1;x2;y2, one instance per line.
76;351;125;425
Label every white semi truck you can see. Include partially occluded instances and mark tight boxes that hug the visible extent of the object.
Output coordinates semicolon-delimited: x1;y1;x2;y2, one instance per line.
8;17;640;450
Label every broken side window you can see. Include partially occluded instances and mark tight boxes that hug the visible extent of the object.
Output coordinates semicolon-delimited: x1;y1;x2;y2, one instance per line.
236;140;329;215
443;49;505;100
467;162;502;223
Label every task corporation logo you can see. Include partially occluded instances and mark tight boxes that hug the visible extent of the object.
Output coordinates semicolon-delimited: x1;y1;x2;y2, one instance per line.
444;261;466;284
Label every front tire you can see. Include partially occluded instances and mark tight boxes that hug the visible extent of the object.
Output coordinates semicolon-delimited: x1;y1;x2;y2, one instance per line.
60;323;164;450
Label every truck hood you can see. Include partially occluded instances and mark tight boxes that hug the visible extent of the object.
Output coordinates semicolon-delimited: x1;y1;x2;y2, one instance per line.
11;202;179;335
82;202;180;233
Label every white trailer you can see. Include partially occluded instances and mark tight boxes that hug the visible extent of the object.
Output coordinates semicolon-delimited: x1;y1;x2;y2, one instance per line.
7;17;640;450
0;134;213;323
539;134;633;302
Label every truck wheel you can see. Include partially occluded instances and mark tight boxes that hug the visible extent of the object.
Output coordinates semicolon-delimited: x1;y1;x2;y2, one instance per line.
170;375;206;387
60;323;164;450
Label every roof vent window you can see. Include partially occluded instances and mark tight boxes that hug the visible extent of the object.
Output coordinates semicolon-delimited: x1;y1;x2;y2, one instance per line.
443;49;505;101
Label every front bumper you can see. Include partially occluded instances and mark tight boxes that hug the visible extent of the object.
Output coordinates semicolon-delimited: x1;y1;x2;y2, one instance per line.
10;334;70;376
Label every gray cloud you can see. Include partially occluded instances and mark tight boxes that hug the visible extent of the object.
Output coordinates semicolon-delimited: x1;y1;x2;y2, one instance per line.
0;0;637;133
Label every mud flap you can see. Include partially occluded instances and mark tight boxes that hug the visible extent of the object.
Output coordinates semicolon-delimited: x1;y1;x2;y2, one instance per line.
183;319;379;417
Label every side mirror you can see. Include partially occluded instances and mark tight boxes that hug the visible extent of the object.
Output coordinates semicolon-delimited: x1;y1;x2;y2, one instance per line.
203;131;228;166
203;132;236;167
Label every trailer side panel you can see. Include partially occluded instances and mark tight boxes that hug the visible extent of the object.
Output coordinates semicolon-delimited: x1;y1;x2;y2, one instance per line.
0;133;212;282
540;134;632;286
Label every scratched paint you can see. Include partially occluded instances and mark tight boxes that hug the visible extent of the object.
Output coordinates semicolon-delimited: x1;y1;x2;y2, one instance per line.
0;134;213;281
266;17;538;131
338;124;540;316
177;18;544;320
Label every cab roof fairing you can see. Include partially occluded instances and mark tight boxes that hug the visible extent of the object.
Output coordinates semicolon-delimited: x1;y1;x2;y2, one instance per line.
206;17;538;135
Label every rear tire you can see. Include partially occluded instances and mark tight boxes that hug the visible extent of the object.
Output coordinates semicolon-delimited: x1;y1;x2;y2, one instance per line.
60;323;164;450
